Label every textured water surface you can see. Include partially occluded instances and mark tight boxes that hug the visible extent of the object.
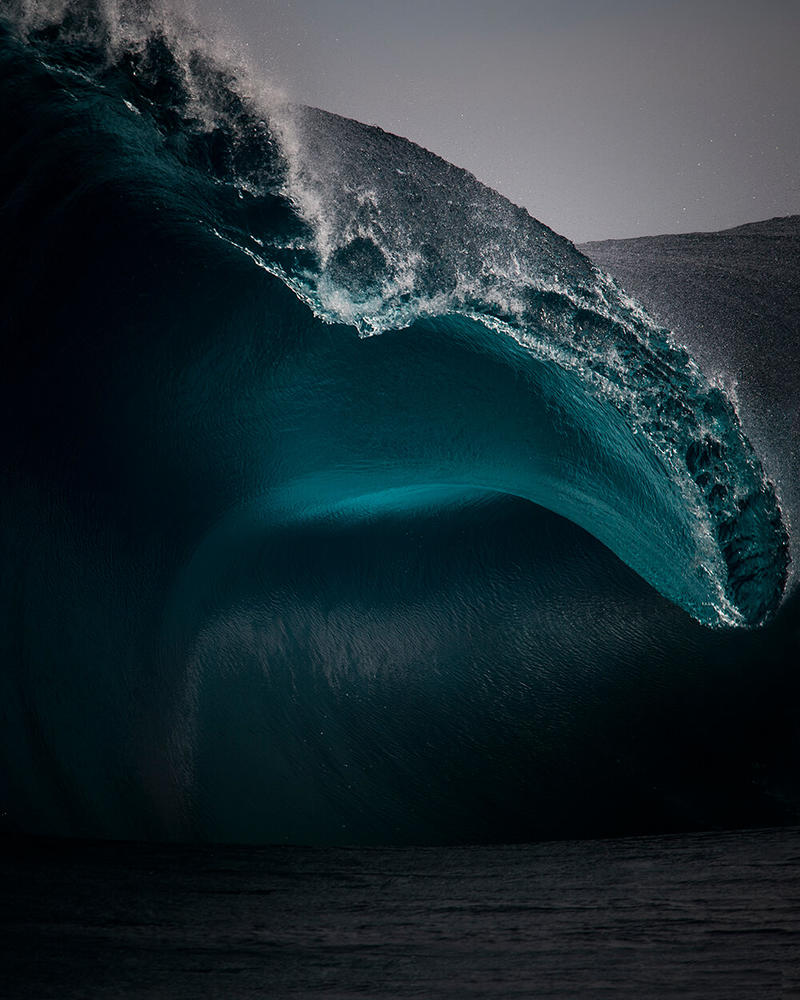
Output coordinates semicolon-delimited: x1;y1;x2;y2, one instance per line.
2;827;799;998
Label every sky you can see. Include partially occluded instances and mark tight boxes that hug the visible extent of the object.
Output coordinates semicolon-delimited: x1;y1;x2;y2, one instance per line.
193;0;800;243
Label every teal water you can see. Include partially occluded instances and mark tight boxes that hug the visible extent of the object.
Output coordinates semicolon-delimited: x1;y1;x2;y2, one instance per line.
0;1;796;846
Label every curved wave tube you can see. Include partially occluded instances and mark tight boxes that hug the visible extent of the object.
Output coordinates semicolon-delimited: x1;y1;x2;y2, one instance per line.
0;2;793;844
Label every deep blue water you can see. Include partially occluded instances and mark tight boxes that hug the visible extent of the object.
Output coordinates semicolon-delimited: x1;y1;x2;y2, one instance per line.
1;0;798;848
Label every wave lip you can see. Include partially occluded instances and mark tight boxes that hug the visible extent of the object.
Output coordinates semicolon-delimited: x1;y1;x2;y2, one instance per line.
1;0;791;629
238;106;791;628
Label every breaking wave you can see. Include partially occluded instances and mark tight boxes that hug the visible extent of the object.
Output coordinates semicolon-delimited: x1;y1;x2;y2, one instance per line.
0;0;793;844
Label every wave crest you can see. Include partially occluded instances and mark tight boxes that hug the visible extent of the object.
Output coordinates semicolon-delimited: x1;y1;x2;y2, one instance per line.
2;0;790;632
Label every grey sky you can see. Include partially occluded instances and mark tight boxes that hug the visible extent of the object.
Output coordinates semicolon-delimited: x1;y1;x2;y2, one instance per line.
195;0;799;243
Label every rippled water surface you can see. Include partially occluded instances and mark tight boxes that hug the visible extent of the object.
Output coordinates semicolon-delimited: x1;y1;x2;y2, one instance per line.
3;827;799;998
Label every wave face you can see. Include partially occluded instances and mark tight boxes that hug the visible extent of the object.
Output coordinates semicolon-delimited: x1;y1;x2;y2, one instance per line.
0;1;795;844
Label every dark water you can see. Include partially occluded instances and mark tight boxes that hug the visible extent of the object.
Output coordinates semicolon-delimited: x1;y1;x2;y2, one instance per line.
2;827;800;998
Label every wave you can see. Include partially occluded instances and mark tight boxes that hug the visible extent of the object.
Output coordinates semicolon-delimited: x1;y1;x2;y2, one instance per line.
3;0;789;628
0;1;795;843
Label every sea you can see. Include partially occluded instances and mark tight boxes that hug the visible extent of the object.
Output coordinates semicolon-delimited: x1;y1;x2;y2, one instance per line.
1;1;799;995
3;826;800;998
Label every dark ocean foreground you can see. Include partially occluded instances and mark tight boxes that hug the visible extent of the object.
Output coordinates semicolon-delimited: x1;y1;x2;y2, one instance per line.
2;827;800;999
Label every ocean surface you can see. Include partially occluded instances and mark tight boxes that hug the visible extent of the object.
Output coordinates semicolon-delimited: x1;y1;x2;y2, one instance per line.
3;826;800;998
